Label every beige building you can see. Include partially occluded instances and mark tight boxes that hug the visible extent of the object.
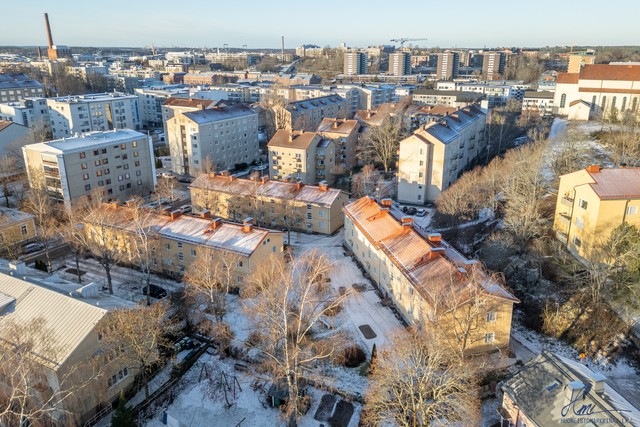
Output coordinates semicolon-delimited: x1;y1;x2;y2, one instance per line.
189;174;347;234
0;208;36;251
397;105;487;204
344;51;368;75
436;52;459;80
554;64;640;120
482;51;506;80
389;52;412;76
553;166;640;259
161;97;219;136
276;95;348;131
23;130;156;209
84;204;284;281
0;273;133;426
166;104;259;176
344;197;518;355
316;118;361;171
268;129;336;185
567;52;596;73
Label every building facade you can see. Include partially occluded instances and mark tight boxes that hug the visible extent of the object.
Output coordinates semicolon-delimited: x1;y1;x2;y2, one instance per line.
397;105;487;203
267;130;335;185
46;92;141;139
189;174;347;235
0;208;36;251
23;130;156;208
277;95;348;131
521;91;555;116
389;52;412;76
412;89;484;108
0;73;45;103
344;197;518;355
553;166;640;259
316;118;361;171
344;51;368;75
134;86;189;129
482;52;506;80
436;52;460;80
166;104;259;176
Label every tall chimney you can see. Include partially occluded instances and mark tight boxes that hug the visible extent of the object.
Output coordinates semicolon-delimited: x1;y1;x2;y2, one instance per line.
44;13;54;48
281;36;285;61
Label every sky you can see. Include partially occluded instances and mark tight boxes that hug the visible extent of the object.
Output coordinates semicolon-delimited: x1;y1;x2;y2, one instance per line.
2;0;639;49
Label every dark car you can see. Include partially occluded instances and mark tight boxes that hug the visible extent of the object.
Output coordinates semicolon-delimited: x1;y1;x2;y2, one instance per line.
407;207;418;215
22;242;45;254
143;284;168;299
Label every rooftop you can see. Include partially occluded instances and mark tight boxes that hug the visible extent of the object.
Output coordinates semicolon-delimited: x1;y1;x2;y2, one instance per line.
23;129;147;154
162;97;217;108
48;92;137;103
0;73;43;90
181;104;255;124
268;130;320;150
406;105;486;145
0;208;34;228
579;64;640;82
413;89;484;102
556;73;580;84
523;91;554;99
316;118;360;136
583;167;640;200
286;95;343;112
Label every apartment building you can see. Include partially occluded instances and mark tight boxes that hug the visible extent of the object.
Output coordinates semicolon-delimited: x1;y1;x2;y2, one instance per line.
0;73;45;102
0;208;36;250
412;89;484;108
84;204;284;280
166;104;258;176
567;52;596;73
316;118;361;170
397;105;487;203
0;120;31;156
521;91;554;116
0;97;49;129
389;52;412;76
436;52;460;80
22;130;156;208
344;51;368;75
482;51;506;80
46;92;141;139
553;166;640;259
500;351;640;426
161;96;220;137
554;64;640;120
134;86;189;129
0;273;133;426
277;95;348;131
189;174;347;234
268;130;336;185
296;44;324;58
343;197;518;355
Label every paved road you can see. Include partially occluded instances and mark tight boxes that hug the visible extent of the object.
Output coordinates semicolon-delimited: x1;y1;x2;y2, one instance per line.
21;242;72;264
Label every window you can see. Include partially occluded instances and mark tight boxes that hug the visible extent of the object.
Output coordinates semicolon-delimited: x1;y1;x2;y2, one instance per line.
85;184;91;191
307;212;312;220
83;174;89;180
102;158;109;165
575;217;584;229
81;163;88;170
120;143;127;150
132;141;138;147
486;311;497;322
190;248;196;257
573;236;582;247
622;97;627;111
484;332;495;343
165;243;171;250
20;224;28;235
136;170;141;176
578;199;588;209
627;206;638;216
612;96;617;109
238;260;244;267
177;242;183;249
419;160;424;166
133;151;139;157
178;252;184;260
560;93;567;108
601;96;607;111
93;149;99;156
79;152;86;159
101;148;107;154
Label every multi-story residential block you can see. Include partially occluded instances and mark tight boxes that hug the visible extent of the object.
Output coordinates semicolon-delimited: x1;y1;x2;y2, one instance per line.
0;207;36;250
0;97;50;130
0;120;32;156
0;273;134;426
343;196;518;355
344;51;368;75
436;52;460;80
134;86;189;129
482;51;506;80
295;44;323;58
268;129;336;185
554;64;640;120
389;52;412;76
277;95;348;131
161;96;219;137
500;351;640;427
412;89;484;108
0;73;45;103
166;104;259;176
397;105;487;203
553;166;640;259
567;51;596;73
189;174;347;234
23;130;156;208
316;118;361;171
46;92;141;139
84;204;284;280
521;91;554;116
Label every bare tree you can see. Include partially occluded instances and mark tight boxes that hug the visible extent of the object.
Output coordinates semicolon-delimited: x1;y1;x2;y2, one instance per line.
0;226;25;261
0;156;19;208
351;164;378;198
362;330;480;427
154;176;180;203
243;250;349;420
184;248;240;322
60;200;92;283
260;93;290;137
279;202;305;244
362;116;404;174
100;302;175;400
0;317;100;427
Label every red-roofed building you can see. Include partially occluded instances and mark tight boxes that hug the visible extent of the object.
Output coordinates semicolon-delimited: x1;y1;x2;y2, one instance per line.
554;166;640;259
555;64;640;120
343;196;518;355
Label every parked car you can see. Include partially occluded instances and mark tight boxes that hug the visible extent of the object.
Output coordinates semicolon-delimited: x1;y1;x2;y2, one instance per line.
416;209;427;217
406;207;418;215
22;242;45;254
180;205;192;214
142;284;168;299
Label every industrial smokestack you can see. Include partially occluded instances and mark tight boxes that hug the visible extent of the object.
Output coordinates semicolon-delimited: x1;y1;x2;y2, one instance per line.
44;13;54;48
281;36;285;61
37;47;42;61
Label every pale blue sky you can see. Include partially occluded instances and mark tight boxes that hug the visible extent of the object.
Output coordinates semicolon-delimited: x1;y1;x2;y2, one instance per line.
2;0;639;48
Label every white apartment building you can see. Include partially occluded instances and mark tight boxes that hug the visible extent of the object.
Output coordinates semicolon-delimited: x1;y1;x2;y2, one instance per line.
0;97;49;129
521;91;554;116
166;104;259;176
0;73;45;102
22;129;156;208
135;86;190;129
47;92;141;139
397;105;487;203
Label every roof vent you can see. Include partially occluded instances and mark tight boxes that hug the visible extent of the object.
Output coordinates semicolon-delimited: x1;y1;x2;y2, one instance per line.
586;165;601;173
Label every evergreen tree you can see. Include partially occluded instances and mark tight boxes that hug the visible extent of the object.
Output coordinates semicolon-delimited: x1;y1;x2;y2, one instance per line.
111;392;135;427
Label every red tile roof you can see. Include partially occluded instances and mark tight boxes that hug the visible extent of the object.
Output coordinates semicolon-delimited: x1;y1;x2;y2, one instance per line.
579;64;640;81
556;73;579;84
585;167;640;200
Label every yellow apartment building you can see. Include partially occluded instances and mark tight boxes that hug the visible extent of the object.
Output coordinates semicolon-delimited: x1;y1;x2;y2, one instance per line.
343;196;519;355
0;207;36;250
189;174;347;235
316;118;361;171
554;166;640;259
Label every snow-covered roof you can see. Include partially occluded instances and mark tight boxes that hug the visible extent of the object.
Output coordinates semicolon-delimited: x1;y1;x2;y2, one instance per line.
24;129;147;154
0;208;34;229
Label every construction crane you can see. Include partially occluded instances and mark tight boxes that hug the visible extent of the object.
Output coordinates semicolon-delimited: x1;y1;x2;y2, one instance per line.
390;38;428;48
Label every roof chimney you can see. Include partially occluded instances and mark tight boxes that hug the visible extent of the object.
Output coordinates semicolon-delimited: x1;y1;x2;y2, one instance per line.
170;209;182;221
428;233;442;244
294;180;304;191
590;373;606;395
288;133;294;142
200;210;211;219
318;180;328;192
401;216;413;232
332;121;339;129
564;381;585;407
587;165;601;173
380;198;393;207
162;206;172;216
242;217;254;233
209;217;222;231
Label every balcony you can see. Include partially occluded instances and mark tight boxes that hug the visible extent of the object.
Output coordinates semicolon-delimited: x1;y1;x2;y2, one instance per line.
315;154;325;160
556;231;568;245
560;196;574;209
317;164;325;169
557;213;571;228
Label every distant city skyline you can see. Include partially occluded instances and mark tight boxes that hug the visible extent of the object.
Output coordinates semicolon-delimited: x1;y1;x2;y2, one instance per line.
2;0;639;49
